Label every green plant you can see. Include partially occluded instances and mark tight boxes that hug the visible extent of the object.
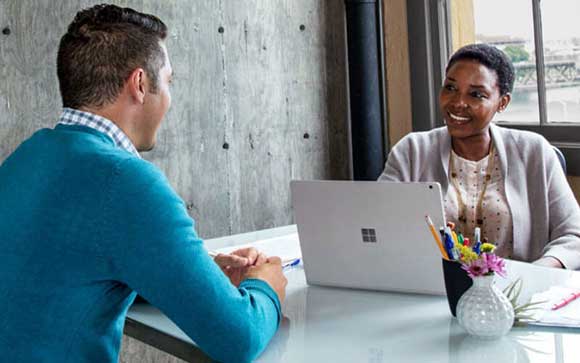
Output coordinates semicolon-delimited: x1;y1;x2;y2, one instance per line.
503;278;546;326
503;45;530;63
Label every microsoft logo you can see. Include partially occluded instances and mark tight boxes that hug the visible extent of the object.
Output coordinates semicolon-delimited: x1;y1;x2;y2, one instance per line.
361;228;377;243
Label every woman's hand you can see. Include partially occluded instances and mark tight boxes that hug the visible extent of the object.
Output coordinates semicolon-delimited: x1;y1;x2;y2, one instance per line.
533;256;564;269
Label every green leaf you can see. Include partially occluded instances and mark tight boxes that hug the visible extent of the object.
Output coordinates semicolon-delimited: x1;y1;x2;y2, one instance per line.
503;278;549;327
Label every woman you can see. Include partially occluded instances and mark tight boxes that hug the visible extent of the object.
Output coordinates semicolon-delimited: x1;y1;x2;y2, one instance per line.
379;43;580;269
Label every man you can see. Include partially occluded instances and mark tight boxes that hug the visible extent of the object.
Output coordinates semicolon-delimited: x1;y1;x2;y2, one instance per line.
0;4;286;363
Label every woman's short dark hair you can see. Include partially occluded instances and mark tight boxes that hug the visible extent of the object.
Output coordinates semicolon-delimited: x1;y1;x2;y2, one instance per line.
446;43;515;96
57;4;168;109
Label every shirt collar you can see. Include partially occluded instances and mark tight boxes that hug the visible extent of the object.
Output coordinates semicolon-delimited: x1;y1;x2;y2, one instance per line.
57;107;140;158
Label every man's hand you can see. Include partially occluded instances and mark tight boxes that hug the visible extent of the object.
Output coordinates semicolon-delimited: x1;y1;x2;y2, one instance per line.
533;256;564;269
214;247;267;286
243;256;288;304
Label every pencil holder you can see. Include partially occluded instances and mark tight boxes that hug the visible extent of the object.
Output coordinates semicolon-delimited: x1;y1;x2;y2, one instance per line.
442;259;472;317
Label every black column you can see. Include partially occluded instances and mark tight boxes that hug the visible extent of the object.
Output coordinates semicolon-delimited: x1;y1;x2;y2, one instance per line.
345;0;386;180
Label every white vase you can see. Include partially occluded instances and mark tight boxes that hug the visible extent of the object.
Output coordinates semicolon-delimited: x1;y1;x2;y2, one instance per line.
456;274;514;338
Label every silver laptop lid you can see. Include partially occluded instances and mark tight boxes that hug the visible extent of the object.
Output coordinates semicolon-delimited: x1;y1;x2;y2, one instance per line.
291;180;447;295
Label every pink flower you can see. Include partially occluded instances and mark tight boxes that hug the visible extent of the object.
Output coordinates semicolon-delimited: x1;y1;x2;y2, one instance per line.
462;258;489;278
461;253;507;279
483;253;507;277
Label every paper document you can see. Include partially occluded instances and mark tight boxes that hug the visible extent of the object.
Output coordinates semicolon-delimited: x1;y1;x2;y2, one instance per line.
528;275;580;328
211;233;302;265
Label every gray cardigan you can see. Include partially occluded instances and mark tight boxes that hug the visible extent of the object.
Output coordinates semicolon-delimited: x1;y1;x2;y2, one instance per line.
379;124;580;270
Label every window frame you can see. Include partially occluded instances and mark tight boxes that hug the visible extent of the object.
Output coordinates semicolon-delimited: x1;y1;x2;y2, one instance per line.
406;0;580;175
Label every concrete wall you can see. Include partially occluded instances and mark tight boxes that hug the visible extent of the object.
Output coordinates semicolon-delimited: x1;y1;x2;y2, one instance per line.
0;0;349;237
0;1;349;361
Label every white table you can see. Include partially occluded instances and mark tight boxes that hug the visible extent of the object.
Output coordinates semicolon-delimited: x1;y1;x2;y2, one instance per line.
125;225;580;362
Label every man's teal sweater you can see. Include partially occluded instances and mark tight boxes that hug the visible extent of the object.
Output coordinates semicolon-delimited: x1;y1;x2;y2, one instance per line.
0;124;281;363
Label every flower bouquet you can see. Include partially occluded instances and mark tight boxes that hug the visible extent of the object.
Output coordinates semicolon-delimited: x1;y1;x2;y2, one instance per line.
456;242;506;278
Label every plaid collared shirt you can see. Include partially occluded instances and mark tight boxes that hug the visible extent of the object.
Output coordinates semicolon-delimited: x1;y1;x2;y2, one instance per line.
57;107;140;157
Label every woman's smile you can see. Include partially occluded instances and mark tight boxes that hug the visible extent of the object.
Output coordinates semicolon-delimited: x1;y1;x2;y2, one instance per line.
447;111;471;124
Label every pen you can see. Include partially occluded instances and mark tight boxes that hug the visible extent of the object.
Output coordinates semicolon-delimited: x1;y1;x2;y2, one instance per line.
473;227;481;255
551;291;580;310
283;258;301;269
451;231;459;246
443;226;457;260
425;215;449;261
439;227;453;260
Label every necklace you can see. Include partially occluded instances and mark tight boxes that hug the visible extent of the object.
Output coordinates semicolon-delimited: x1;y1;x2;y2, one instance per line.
449;142;495;234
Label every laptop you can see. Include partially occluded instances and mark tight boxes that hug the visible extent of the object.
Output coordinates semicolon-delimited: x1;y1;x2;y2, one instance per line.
290;180;447;295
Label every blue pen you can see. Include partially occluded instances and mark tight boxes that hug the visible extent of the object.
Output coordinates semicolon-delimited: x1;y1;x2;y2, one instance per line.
443;227;456;260
473;227;481;255
283;258;301;269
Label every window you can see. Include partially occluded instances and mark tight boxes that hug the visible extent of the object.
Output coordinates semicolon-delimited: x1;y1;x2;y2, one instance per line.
406;0;580;175
451;0;580;125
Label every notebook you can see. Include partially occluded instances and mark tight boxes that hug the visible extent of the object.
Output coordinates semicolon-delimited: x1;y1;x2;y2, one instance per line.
527;274;580;328
290;180;447;295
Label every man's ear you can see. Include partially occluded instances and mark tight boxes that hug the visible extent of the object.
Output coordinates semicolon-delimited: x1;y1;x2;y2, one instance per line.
127;68;146;104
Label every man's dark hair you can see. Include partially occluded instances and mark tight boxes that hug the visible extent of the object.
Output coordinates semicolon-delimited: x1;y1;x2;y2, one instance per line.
446;43;515;96
57;4;168;109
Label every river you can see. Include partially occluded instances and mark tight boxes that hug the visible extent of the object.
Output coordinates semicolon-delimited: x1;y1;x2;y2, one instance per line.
500;84;580;123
